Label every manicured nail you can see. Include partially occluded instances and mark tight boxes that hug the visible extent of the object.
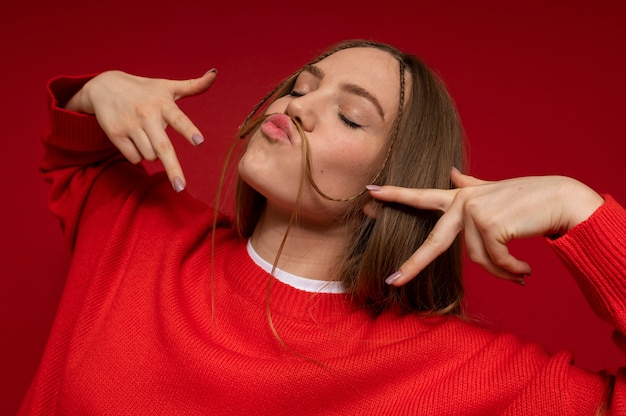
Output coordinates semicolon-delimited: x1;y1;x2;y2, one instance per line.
173;177;185;193
366;185;382;192
191;133;204;146
385;271;402;285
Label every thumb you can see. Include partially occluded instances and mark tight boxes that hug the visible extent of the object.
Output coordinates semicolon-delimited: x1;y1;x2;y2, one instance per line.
451;167;489;188
170;68;218;100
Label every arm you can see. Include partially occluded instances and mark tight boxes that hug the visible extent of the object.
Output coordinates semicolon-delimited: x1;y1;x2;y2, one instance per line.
41;70;217;251
368;171;626;413
548;195;626;335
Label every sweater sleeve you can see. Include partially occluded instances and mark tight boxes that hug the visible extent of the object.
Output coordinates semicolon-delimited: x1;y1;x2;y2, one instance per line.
547;195;626;414
548;195;626;334
40;75;148;253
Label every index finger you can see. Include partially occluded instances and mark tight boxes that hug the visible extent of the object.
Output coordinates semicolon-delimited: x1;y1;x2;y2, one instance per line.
367;185;458;211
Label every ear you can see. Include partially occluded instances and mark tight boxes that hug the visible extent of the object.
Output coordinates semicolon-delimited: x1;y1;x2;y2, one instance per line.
362;199;380;219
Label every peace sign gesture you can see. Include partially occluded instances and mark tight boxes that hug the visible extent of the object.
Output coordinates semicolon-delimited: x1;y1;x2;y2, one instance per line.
368;169;604;286
66;69;217;192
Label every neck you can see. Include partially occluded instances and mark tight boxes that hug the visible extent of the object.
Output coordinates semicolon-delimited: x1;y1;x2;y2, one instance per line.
250;207;352;281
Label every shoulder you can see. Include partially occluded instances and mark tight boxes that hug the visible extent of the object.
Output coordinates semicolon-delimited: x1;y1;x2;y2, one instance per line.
129;171;232;230
375;311;562;374
378;312;608;413
76;170;233;258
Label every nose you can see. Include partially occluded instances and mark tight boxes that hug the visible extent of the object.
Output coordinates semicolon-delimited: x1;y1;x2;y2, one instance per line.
284;95;315;132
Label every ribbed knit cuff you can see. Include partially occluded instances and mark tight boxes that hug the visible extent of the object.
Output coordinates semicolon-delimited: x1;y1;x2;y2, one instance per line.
46;75;113;152
548;195;626;329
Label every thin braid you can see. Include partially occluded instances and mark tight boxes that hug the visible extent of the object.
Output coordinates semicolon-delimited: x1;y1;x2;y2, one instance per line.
237;42;359;133
239;84;287;137
238;40;408;203
300;59;406;202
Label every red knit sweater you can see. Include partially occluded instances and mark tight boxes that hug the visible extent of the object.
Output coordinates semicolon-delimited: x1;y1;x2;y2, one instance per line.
19;76;626;415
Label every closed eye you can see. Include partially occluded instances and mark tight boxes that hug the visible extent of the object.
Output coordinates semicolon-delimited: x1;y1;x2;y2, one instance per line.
338;111;361;129
288;89;361;129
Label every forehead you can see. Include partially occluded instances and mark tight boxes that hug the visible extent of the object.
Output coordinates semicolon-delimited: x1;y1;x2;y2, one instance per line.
313;47;401;114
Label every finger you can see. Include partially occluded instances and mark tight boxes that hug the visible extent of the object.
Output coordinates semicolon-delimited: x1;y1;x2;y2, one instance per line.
111;137;143;165
169;69;218;100
129;129;157;162
481;229;532;276
451;168;490;188
162;103;205;147
144;124;186;192
464;215;526;283
386;206;463;286
367;185;457;211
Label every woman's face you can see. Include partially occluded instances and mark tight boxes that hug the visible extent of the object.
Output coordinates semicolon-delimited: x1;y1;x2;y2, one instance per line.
238;47;402;225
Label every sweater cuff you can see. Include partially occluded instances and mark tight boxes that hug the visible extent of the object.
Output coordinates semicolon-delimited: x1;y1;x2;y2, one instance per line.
548;195;626;328
45;75;113;152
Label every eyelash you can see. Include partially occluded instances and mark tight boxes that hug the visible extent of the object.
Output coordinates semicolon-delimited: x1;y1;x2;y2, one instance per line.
287;90;362;130
338;111;361;129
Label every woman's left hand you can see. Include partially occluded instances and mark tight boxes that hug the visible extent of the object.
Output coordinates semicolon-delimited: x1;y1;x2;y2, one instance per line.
367;169;604;286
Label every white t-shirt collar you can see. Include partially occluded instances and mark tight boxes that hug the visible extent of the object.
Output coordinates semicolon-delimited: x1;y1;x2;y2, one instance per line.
246;240;346;294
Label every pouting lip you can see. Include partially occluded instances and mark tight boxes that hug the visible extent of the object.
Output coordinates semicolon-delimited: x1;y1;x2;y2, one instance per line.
261;113;294;143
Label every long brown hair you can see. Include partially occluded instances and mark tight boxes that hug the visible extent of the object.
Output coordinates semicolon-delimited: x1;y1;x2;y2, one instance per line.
229;40;466;317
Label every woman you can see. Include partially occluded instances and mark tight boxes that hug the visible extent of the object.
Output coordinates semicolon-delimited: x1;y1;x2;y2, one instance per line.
21;40;625;414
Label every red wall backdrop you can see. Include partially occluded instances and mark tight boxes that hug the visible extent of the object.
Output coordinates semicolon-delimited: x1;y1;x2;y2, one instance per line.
1;0;624;413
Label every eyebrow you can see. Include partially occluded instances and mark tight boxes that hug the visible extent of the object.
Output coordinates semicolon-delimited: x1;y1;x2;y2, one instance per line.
302;65;385;120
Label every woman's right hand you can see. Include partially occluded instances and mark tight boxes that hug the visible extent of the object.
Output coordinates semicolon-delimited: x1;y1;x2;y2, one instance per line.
66;69;218;192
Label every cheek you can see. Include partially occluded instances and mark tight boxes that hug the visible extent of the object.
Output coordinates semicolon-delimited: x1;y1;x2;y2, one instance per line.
307;141;385;202
312;139;384;179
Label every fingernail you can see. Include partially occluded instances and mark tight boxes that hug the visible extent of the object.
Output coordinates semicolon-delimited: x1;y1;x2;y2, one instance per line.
366;185;382;192
191;133;204;146
513;278;525;286
206;68;217;75
173;177;185;193
385;271;402;285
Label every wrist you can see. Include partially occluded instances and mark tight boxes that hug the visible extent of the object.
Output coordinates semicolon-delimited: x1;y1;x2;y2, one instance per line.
65;76;98;114
559;177;604;232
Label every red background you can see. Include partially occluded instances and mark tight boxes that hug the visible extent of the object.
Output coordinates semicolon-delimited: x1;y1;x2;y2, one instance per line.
1;0;624;413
